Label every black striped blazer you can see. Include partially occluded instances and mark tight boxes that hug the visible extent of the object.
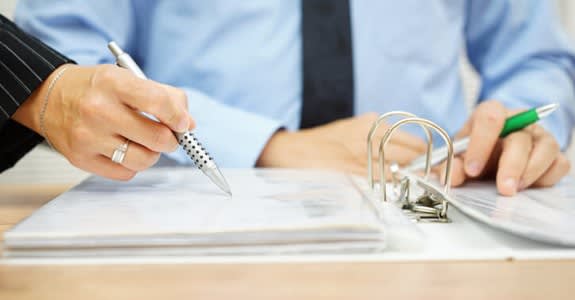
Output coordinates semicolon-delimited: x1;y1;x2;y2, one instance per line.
0;14;73;172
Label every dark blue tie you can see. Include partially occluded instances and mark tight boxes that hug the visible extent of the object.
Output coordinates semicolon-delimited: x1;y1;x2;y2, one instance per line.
300;0;354;129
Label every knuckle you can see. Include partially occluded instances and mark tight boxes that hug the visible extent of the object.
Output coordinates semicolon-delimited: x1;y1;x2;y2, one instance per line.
70;126;91;146
565;160;571;175
558;155;571;173
547;136;561;153
151;126;175;150
479;107;505;126
135;151;160;171
92;65;118;85
531;124;545;136
151;86;170;102
532;134;560;159
503;131;530;146
480;100;505;112
67;157;80;168
67;153;84;168
145;152;161;167
131;160;148;172
68;145;85;160
537;179;555;188
175;89;188;107
169;99;184;120
169;109;185;126
150;86;170;102
504;160;524;173
80;95;106;119
500;155;525;173
523;162;539;178
147;89;173;114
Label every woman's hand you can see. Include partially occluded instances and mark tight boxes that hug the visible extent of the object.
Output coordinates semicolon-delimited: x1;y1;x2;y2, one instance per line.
12;64;195;180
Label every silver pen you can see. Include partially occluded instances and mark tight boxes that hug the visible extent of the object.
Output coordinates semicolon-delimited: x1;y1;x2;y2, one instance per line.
406;103;559;172
108;41;232;196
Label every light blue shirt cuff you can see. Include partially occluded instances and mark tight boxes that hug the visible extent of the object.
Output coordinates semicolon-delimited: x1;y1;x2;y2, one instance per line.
164;88;283;167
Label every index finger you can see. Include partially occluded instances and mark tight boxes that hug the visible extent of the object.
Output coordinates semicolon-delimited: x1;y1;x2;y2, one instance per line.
102;66;191;132
464;101;507;177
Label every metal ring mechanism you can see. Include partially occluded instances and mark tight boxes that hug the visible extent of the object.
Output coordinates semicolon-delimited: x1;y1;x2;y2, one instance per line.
366;112;433;190
367;114;454;223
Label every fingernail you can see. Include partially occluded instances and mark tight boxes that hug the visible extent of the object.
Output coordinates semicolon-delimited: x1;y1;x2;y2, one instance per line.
504;178;517;193
466;161;481;176
177;118;189;132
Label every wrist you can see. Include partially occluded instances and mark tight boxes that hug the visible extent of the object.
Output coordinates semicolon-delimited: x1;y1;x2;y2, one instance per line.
11;64;73;135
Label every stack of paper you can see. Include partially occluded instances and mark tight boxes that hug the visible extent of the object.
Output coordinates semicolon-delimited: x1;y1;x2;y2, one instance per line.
4;169;403;257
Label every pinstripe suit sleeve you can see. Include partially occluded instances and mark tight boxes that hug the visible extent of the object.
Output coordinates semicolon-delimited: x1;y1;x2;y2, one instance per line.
0;14;74;172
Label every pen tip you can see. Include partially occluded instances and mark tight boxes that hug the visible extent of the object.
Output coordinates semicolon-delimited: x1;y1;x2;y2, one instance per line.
537;103;559;118
222;184;232;197
217;177;232;197
203;167;232;197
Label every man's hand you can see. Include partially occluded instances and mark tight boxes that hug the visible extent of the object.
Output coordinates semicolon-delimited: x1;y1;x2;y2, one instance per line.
12;64;195;181
256;113;427;177
449;100;570;196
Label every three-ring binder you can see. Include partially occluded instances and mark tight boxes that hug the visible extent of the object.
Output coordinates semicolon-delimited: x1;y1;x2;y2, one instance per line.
366;112;455;222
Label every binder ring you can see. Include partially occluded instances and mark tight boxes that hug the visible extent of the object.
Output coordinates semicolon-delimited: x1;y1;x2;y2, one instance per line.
378;117;453;213
367;112;433;189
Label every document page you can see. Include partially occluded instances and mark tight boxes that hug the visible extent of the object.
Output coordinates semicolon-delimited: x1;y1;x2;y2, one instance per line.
450;178;575;246
5;169;384;249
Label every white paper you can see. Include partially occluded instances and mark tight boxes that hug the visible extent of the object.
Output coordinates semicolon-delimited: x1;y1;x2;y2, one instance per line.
5;169;391;254
450;178;575;246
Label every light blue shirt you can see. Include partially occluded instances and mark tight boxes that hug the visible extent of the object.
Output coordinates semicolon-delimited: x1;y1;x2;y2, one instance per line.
16;0;575;167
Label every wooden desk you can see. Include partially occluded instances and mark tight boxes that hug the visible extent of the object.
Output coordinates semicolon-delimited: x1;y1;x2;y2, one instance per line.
1;184;574;300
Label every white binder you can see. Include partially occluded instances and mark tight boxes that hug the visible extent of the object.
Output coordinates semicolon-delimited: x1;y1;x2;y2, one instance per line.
3;111;575;259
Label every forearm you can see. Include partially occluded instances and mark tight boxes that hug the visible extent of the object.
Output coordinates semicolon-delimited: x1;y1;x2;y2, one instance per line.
0;14;71;127
0;14;73;172
1;66;52;172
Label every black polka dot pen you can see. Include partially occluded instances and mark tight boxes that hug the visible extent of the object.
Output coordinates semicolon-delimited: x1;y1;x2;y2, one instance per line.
108;41;232;196
176;131;231;195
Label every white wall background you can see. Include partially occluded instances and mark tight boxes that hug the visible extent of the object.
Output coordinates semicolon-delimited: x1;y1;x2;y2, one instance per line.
1;0;575;184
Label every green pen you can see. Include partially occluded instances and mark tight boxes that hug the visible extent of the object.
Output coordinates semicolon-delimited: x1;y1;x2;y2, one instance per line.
407;103;559;171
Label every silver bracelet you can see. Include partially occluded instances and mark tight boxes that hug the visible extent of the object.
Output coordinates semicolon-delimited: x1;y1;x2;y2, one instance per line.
40;66;69;150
